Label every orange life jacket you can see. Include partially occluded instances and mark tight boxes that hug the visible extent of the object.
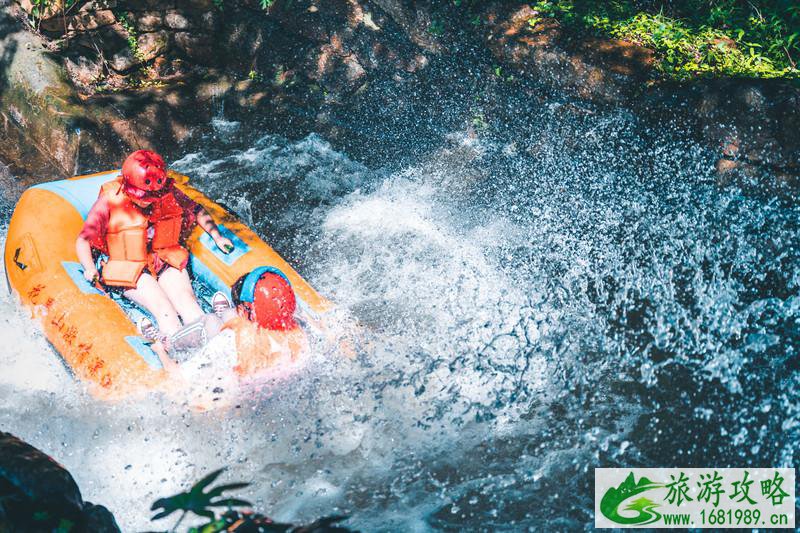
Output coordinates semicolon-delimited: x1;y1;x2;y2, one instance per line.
98;179;190;288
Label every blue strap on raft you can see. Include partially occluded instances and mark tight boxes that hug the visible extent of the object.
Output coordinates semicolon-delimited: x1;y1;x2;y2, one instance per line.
239;266;291;303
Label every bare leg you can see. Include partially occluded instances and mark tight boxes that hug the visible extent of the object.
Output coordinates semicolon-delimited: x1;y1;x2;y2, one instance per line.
151;341;178;371
202;313;224;339
123;273;182;336
219;307;237;323
157;267;205;324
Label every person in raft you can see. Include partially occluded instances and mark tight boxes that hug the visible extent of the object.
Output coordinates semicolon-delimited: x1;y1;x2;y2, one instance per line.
210;267;309;376
75;150;234;354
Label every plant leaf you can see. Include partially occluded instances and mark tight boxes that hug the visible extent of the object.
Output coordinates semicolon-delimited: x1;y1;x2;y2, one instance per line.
205;482;250;499
151;508;176;520
191;468;227;493
209;497;252;508
196;509;217;521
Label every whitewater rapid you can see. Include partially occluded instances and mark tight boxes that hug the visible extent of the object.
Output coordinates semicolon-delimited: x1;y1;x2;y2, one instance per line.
1;103;798;530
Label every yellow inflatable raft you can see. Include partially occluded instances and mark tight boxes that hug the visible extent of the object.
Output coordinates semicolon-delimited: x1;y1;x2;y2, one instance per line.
4;170;330;398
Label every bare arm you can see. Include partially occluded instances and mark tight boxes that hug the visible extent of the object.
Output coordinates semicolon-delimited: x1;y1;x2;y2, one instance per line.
76;195;109;282
75;236;98;282
196;207;221;238
196;207;233;253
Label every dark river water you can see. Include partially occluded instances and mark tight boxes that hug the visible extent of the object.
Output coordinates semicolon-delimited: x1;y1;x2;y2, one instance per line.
1;69;798;531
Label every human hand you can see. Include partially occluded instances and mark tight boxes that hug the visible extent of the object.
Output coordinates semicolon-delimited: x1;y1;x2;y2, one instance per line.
338;336;356;359
83;267;99;284
214;235;234;254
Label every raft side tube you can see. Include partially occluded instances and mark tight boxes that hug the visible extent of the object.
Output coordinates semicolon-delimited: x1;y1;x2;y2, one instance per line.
4;186;165;398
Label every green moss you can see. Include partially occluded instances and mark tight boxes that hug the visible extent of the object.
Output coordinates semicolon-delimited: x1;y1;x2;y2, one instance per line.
529;0;800;80
114;11;146;62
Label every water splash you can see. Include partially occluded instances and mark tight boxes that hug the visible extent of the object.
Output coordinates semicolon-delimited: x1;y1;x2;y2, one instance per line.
1;100;798;530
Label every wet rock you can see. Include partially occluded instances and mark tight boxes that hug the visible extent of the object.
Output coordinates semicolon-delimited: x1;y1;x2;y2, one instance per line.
40;9;117;33
476;1;798;187
126;0;164;10
312;34;368;97
180;0;214;10
78;0;119;11
152;55;190;80
481;3;654;104
402;53;428;73
370;0;442;51
92;22;134;58
0;432;121;532
137;30;170;61
0;1;227;178
707;82;800;172
135;10;162;31
174;31;214;63
340;54;366;88
82;502;121;532
197;9;219;31
164;10;190;30
268;0;345;42
0;2;83;177
64;52;104;88
16;0;63;19
646;79;800;185
0;432;84;516
109;46;137;71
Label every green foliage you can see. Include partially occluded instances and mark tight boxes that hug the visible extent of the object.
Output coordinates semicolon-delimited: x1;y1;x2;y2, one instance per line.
151;468;251;528
528;0;800;79
444;0;483;29
273;65;292;86
115;11;147;62
493;65;515;82
248;69;264;82
186;511;351;533
260;0;275;10
1;506;77;532
28;0;78;26
428;18;445;36
471;111;488;131
149;468;353;533
212;0;223;10
28;0;47;22
32;510;74;532
4;466;352;533
55;518;76;533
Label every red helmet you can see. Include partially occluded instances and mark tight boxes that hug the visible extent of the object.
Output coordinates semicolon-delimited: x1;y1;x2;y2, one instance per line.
121;150;170;199
247;271;298;331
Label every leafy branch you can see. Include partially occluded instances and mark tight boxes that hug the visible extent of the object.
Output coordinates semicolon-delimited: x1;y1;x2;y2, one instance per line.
151;468;251;531
149;468;354;533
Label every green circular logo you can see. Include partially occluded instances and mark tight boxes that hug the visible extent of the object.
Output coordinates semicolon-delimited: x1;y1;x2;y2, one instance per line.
600;472;664;525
